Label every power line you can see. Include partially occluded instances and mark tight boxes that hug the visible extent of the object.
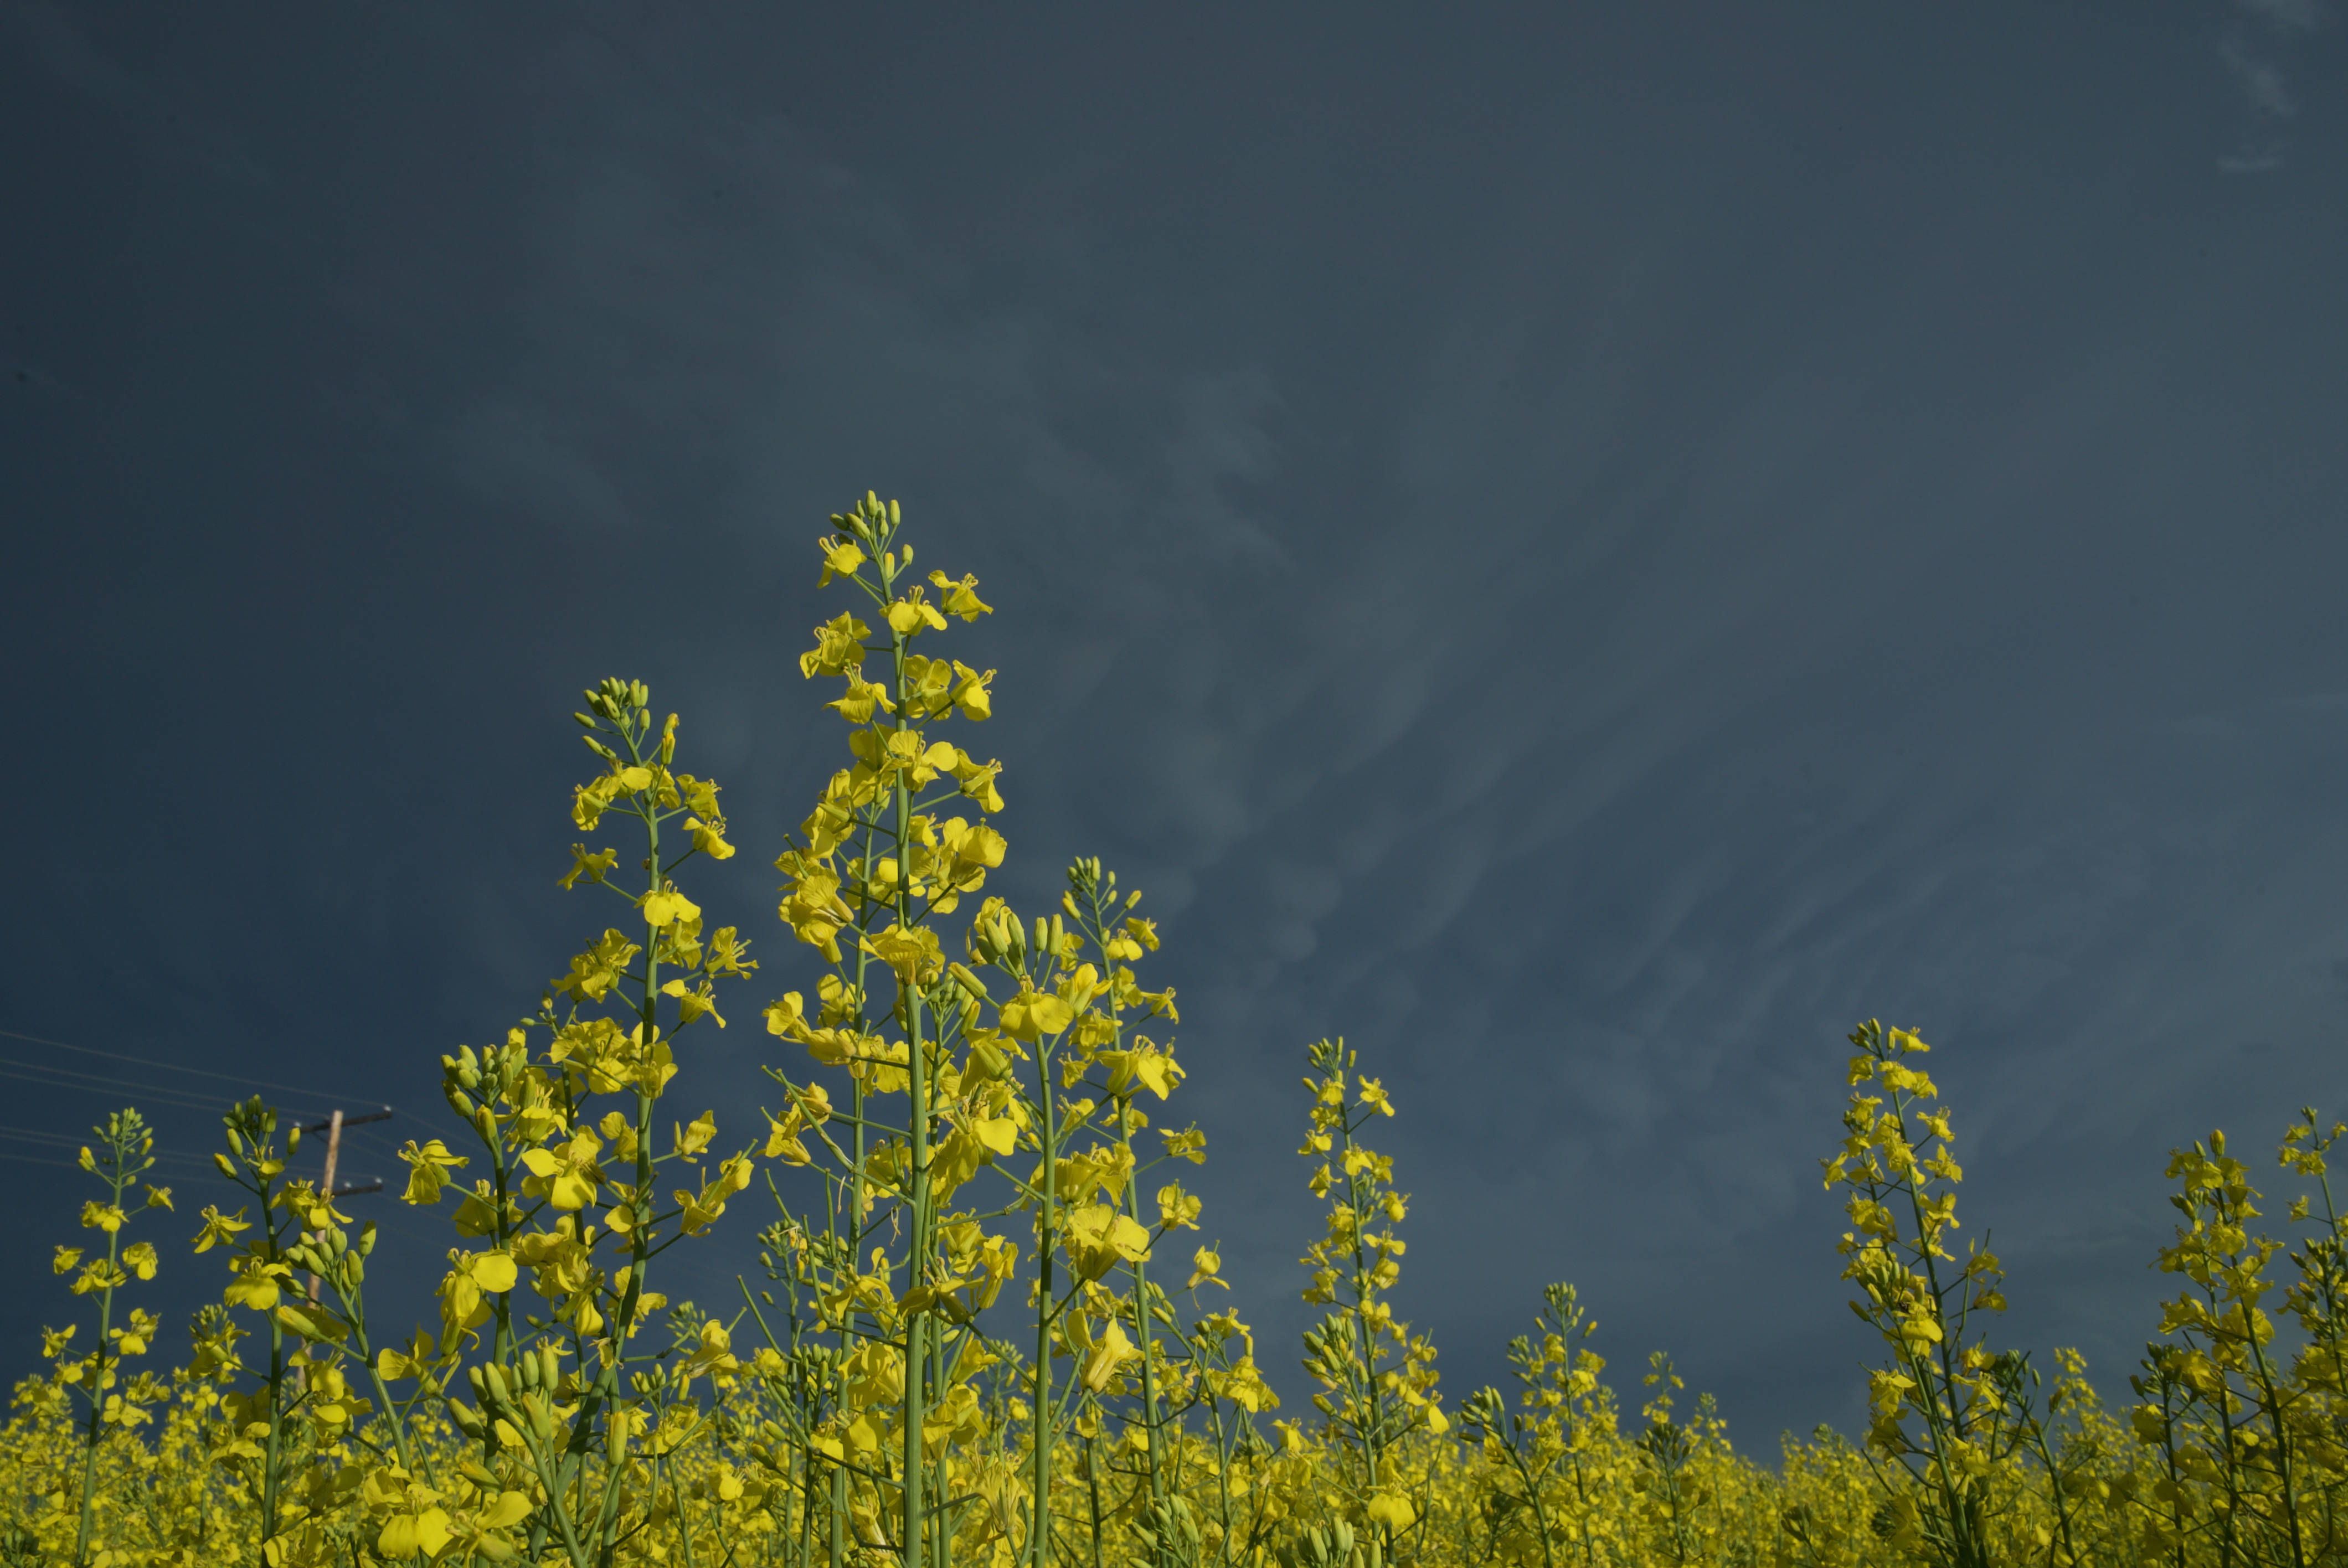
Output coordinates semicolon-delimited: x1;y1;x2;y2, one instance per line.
0;1123;108;1147
0;1028;472;1155
0;1132;225;1182
0;1025;475;1148
0;1060;263;1117
0;1027;383;1109
341;1117;470;1158
0;1151;81;1171
0;1122;217;1159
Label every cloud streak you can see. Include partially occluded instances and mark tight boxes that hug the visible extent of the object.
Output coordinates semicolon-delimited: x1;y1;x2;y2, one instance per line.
5;3;2348;1443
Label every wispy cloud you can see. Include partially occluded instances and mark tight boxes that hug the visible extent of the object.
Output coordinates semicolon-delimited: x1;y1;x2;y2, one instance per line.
6;1;270;185
2222;33;2300;118
2217;0;2328;170
2236;0;2326;34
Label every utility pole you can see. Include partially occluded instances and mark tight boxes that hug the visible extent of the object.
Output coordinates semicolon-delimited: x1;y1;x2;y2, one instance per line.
304;1106;391;1301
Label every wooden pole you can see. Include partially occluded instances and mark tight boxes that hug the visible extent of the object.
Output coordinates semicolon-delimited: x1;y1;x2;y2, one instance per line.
308;1108;343;1304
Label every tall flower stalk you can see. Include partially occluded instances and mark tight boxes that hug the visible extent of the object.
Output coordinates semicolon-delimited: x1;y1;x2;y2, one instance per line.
380;675;760;1568
1296;1037;1446;1557
47;1109;169;1568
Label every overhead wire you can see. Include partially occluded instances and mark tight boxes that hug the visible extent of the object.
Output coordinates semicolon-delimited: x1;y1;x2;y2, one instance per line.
0;1132;220;1172
0;1028;493;1184
0;1060;265;1117
0;1147;85;1170
0;1027;469;1144
0;1027;382;1109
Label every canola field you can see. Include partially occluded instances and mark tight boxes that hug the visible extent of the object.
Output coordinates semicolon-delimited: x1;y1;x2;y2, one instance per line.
11;496;2348;1568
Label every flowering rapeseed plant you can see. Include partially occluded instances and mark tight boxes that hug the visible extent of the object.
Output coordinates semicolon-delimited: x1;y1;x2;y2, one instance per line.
44;1108;171;1567
18;488;2348;1568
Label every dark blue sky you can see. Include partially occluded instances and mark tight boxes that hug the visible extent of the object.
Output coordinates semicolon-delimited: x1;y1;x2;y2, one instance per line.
6;1;2347;1446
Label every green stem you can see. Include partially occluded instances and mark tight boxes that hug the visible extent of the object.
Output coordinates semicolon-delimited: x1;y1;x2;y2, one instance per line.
71;1154;131;1568
889;565;931;1568
1032;1027;1059;1568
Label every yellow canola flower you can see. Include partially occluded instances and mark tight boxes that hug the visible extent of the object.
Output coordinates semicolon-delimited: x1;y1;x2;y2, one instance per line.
378;1509;452;1561
439;1250;518;1339
374;1329;436;1384
517;1134;601;1212
673;1111;719;1160
681;1318;741;1380
223;1260;289;1311
660;974;728;1027
684;815;735;860
111;1306;157;1355
673;1155;755;1236
642;888;702;929
972;1106;1020;1157
767;992;832;1049
1076;1318;1137;1394
884;595;950;637
763;1106;811;1165
1097;1042;1182;1101
939;817;1006;870
1187;1245;1227;1292
395;1139;468;1206
190;1204;251;1252
827;671;896;724
998;988;1073;1043
818;538;866;585
928;568;992;620
1064;1203;1151;1282
861;922;945;984
1158;1183;1203;1230
949;661;993;720
800;611;871;678
559;843;619;889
